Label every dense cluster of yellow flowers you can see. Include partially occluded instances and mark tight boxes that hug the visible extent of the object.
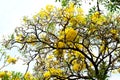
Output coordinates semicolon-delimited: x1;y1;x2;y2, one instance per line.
91;11;106;25
0;71;35;80
45;5;54;12
43;68;63;79
72;60;86;72
7;56;17;64
63;3;74;18
65;27;78;41
59;27;77;41
63;3;86;25
24;72;34;80
0;71;11;78
43;71;51;79
57;41;65;48
72;63;81;72
73;51;84;58
37;5;54;19
34;2;86;28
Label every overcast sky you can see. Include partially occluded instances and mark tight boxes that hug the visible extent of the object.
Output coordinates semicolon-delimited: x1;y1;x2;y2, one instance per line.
0;0;120;79
0;0;60;38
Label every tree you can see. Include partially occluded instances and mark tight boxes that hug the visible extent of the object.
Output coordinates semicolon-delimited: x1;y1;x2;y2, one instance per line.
1;0;120;80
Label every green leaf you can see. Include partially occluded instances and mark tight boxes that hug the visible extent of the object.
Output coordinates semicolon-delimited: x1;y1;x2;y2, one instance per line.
62;0;68;6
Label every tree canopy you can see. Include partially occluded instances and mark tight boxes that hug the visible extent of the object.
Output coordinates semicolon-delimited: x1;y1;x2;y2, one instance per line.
1;0;120;80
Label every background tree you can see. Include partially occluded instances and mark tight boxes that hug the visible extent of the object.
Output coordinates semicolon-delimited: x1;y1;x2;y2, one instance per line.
1;0;120;80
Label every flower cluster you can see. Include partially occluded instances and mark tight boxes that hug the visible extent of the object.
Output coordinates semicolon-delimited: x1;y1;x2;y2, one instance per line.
43;68;63;79
7;56;17;64
91;11;106;25
0;71;35;80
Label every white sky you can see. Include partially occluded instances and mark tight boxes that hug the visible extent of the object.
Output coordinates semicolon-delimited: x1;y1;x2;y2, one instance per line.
0;0;60;38
0;0;120;79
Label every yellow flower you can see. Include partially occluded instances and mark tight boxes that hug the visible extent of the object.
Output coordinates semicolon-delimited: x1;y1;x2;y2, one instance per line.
67;6;86;26
0;71;11;79
38;9;49;18
49;68;63;76
75;43;83;49
0;71;5;78
15;34;23;42
72;63;80;72
58;31;64;40
65;27;77;41
88;24;96;34
64;2;74;18
110;29;118;34
47;55;54;59
67;42;74;48
7;56;17;64
57;41;65;48
76;7;84;15
76;15;86;25
91;11;106;25
43;71;51;79
6;71;11;77
12;77;20;80
100;44;105;52
24;72;34;80
69;17;77;26
72;60;86;72
46;5;54;12
73;51;84;58
58;28;77;41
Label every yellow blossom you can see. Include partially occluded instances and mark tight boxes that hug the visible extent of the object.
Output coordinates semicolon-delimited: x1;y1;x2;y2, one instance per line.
53;49;63;58
7;56;17;64
0;71;5;78
47;55;54;59
12;77;20;80
6;71;11;77
57;41;65;48
72;63;80;72
24;72;34;80
73;51;84;58
49;68;63;76
64;2;74;18
67;42;74;48
58;31;64;40
110;29;118;34
76;15;86;25
91;11;106;25
15;34;23;42
100;44;105;53
65;27;77;41
46;5;54;12
75;44;83;49
43;71;51;79
0;71;11;78
38;9;49;18
72;60;86;71
76;7;84;15
69;15;86;26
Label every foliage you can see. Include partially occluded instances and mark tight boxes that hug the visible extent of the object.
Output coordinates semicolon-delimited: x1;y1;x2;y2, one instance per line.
0;71;36;80
1;0;120;80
